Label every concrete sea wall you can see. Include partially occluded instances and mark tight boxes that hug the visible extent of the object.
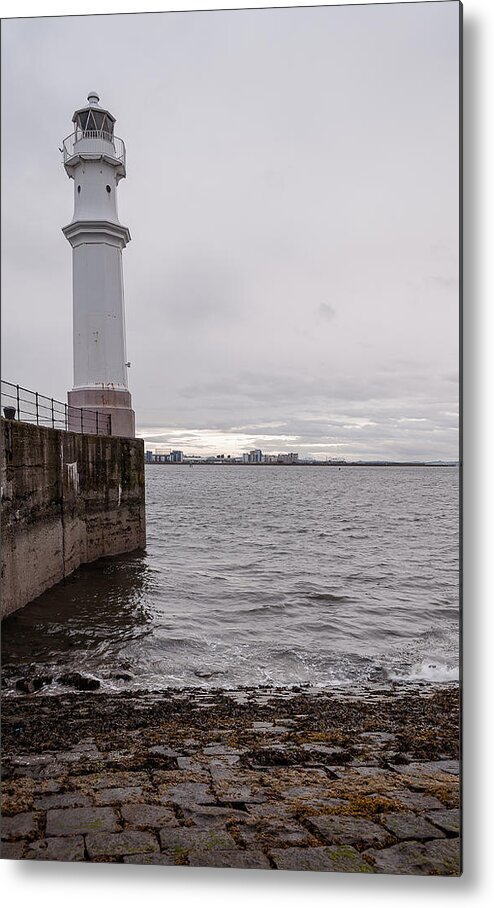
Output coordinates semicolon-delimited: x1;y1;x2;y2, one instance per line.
1;418;146;619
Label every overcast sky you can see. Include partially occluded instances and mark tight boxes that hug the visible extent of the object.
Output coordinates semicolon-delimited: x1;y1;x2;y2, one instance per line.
1;2;460;460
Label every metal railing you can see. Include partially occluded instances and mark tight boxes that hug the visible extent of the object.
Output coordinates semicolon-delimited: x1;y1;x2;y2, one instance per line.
1;381;111;436
62;130;126;166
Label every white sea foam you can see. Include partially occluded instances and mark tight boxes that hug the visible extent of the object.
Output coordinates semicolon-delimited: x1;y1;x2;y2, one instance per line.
389;660;459;683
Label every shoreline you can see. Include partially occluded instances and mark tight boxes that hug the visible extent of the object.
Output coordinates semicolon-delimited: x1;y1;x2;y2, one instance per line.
1;683;460;874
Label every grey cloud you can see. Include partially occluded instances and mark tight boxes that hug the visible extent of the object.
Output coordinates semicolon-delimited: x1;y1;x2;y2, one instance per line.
2;4;459;461
318;303;336;321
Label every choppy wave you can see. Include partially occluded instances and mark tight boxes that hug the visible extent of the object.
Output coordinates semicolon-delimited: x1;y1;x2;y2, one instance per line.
1;466;459;693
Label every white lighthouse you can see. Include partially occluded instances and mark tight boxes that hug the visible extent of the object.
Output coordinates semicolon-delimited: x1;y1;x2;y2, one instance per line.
62;92;135;437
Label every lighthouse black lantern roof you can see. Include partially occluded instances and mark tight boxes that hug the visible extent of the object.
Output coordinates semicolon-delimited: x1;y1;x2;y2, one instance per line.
72;92;115;141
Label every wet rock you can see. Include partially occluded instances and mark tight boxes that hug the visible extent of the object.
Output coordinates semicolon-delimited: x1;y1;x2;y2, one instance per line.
57;673;100;691
16;676;53;694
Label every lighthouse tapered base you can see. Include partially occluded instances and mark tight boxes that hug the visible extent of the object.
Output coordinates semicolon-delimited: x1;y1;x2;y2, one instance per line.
68;388;135;438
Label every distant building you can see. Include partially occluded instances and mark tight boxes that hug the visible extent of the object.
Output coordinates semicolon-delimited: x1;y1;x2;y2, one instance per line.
145;450;153;463
170;450;184;463
277;453;298;464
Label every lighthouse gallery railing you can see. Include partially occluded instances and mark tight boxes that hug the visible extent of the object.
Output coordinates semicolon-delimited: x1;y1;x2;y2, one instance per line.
1;380;111;436
62;130;126;166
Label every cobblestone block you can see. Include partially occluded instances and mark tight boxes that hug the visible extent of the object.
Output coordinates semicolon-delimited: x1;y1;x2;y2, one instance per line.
238;819;316;849
364;838;460;876
271;845;374;873
24;836;85;861
381;812;445;840
188;849;271;868
147;745;180;758
123;853;178;865
425;809;460;835
203;745;244;756
245;803;295;820
282;786;341;802
386;789;445;810
46;806;118;836
210;766;268;803
0;841;26;859
182;805;248;827
94;787;143;805
176;758;210;774
86;830;159;858
121;804;178;828
308;815;389;847
397;761;460;778
1;812;37;840
165;783;212;805
159;827;237;853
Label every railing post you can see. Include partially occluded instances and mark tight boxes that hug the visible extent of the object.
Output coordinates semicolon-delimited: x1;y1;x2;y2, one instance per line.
65;403;68;432
16;385;20;420
35;391;39;426
51;398;55;429
96;411;99;435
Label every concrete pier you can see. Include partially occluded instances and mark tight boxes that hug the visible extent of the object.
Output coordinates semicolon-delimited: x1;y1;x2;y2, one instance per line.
0;418;146;618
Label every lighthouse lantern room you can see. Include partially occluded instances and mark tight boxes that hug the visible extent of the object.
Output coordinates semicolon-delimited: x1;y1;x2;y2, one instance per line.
62;92;135;438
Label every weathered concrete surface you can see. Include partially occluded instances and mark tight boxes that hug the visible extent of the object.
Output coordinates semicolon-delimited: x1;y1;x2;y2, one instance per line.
0;685;461;874
1;418;145;618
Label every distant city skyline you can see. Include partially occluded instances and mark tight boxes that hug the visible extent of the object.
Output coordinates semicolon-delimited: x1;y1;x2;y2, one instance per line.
1;3;460;460
144;445;458;465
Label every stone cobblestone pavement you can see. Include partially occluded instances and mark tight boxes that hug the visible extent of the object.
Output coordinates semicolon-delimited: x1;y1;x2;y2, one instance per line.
1;685;460;874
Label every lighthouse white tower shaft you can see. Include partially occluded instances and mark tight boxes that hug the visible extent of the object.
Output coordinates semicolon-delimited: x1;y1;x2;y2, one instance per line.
62;92;135;437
